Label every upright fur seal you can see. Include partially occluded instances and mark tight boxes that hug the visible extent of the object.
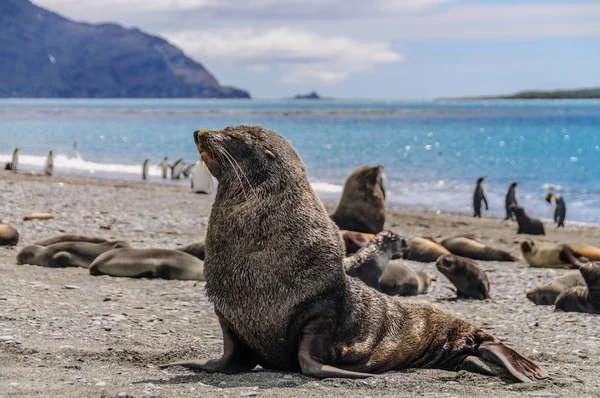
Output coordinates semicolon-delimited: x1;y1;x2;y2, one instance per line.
546;193;566;228
0;224;19;246
89;248;205;281
520;239;600;268
402;236;450;263
526;271;586;305
379;261;435;296
473;177;488;218
331;165;386;234
554;263;600;314
440;236;517;262
17;241;130;268
436;254;490;300
511;205;544;235
343;231;406;290
44;151;54;176
161;125;545;382
505;182;518;220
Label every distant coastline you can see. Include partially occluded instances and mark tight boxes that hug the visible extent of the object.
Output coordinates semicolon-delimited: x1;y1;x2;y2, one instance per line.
448;87;600;100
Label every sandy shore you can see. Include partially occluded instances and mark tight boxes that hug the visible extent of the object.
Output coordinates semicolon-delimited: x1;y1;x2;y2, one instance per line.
1;171;599;397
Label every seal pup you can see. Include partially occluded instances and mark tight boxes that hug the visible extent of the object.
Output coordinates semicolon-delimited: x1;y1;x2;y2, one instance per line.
504;182;518;220
436;254;490;300
511;205;544;235
402;236;450;263
177;241;205;261
331;165;386;234
44;151;54;176
340;230;374;255
34;234;108;246
4;148;19;171
0;224;19;246
158;157;170;179
545;193;566;228
171;159;184;180
161;125;545;382
343;231;406;291
440;236;517;262
554;263;600;314
473;177;488;218
142;159;149;180
17;240;130;268
379;261;435;296
89;248;204;281
526;271;585;305
519;239;600;268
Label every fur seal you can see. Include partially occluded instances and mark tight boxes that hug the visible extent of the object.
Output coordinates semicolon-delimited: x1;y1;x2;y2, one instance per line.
17;240;130;268
158;157;170;179
160;125;545;382
23;213;54;221
545;193;566;228
379;261;435;296
331;165;386;234
473;177;488;218
177;241;205;261
89;248;204;281
340;230;374;255
402;236;450;263
436;254;490;300
343;231;406;290
526;271;585;305
44;151;54;176
34;234;109;246
504;182;518;220
554;263;600;314
440;236;517;262
511;205;544;235
4;148;18;171
142;159;149;180
0;224;19;246
520;239;600;268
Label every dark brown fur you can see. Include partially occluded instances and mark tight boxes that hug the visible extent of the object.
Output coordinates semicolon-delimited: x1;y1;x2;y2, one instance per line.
178;241;205;260
331;165;385;234
161;125;546;382
511;205;545;235
436;254;490;300
526;271;585;305
554;263;600;313
440;236;517;262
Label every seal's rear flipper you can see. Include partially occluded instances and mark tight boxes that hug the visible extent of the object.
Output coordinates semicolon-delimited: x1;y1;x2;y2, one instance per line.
478;341;549;382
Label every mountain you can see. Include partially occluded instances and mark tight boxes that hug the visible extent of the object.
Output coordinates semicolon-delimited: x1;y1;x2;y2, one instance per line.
0;0;250;98
451;88;600;100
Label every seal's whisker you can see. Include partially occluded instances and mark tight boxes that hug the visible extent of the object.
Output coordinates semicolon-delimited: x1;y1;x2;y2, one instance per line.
215;144;250;199
219;145;259;200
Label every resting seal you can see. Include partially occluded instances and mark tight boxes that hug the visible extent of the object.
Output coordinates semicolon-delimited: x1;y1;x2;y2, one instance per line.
436;254;490;300
0;224;19;246
161;125;545;382
440;236;517;262
511;205;544;235
473;177;488;218
17;241;129;268
520;239;600;268
402;237;450;263
343;231;406;290
554;263;600;314
331;165;386;234
526;271;585;306
89;248;204;281
379;261;435;296
34;234;109;246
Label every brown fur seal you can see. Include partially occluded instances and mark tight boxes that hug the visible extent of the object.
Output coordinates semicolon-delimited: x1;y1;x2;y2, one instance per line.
0;224;19;246
178;241;205;260
331;165;385;234
511;205;544;235
34;234;109;246
17;241;130;268
343;231;406;291
554;263;600;314
402;236;450;263
520;239;600;268
436;254;490;300
379;261;435;296
160;125;546;382
526;271;585;306
440;236;517;262
89;248;205;281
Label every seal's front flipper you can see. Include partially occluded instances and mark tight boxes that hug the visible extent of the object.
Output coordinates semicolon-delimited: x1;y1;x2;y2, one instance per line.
160;315;257;374
298;318;373;379
460;355;499;376
478;341;549;382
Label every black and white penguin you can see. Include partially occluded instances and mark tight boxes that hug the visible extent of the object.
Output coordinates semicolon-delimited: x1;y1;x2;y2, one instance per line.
473;176;488;218
546;193;566;228
504;182;518;220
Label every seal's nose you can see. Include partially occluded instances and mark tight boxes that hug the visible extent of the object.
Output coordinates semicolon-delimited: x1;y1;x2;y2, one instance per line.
193;130;200;145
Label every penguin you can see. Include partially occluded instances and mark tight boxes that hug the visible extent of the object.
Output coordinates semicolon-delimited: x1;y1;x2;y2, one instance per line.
142;159;149;180
546;193;566;228
158;157;170;179
4;148;18;171
504;182;518;220
182;163;195;179
190;159;214;194
44;151;54;176
473;177;488;218
171;159;184;180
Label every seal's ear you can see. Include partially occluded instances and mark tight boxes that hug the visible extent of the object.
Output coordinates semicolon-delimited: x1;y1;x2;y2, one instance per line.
265;149;276;159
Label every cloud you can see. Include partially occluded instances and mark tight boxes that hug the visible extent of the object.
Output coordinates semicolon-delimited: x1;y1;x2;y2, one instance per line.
168;28;402;84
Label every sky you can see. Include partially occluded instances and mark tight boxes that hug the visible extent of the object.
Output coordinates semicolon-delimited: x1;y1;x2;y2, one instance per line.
32;0;600;99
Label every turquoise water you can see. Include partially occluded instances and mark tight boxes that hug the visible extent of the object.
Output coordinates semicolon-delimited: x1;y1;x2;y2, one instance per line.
1;98;600;223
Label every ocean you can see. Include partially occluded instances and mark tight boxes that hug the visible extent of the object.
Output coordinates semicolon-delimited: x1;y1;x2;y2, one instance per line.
1;98;599;223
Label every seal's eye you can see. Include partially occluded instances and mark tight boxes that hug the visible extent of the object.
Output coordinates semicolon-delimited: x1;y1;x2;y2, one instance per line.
265;149;276;159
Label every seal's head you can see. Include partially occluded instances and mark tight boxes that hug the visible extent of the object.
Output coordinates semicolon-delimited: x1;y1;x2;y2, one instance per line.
435;254;459;276
526;286;556;305
510;204;526;218
580;263;600;304
16;245;42;265
520;239;534;254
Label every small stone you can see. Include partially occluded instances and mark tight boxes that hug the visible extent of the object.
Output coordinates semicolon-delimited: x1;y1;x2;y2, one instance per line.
0;336;15;342
283;375;292;379
118;393;127;398
104;326;112;332
242;392;258;397
9;382;19;387
103;297;112;302
95;381;106;387
64;285;80;290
